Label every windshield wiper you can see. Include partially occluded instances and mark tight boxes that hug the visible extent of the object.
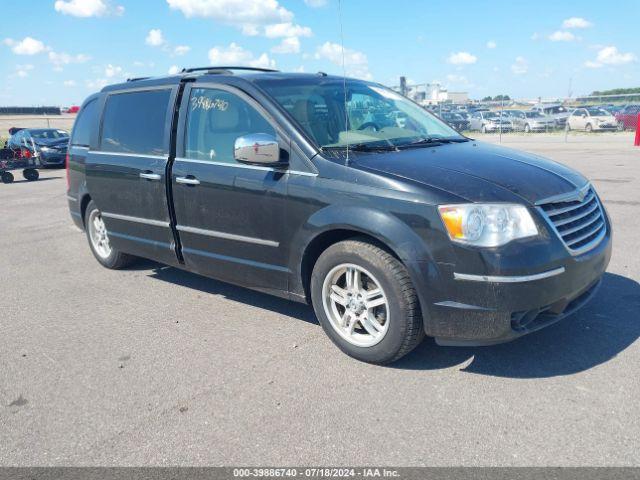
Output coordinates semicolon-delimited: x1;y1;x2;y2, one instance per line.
322;143;398;152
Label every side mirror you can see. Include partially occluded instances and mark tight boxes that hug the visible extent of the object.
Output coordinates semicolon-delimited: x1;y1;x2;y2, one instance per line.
234;133;284;166
582;114;587;118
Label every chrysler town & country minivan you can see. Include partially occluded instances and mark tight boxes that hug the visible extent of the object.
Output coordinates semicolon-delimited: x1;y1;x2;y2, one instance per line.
66;67;612;363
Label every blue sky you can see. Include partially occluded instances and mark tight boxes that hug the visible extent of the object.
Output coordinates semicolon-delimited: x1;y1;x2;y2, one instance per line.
1;0;638;106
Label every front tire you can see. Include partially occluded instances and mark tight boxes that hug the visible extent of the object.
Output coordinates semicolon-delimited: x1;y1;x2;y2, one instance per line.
311;238;424;364
585;123;593;132
84;200;136;269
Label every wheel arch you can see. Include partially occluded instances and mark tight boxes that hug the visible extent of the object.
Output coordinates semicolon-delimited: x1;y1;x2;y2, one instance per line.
79;193;92;229
291;205;436;307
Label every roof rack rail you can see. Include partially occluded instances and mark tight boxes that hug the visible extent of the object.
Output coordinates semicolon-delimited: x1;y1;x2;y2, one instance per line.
180;66;279;74
126;77;150;82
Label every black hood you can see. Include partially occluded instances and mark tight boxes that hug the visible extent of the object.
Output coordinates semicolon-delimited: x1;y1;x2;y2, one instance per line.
35;137;69;148
349;141;588;204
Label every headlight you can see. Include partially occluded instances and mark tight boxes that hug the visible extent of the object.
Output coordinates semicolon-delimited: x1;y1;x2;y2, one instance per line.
39;146;52;152
438;204;538;247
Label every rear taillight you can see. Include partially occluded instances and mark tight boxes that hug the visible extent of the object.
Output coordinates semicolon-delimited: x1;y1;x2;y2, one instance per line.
21;148;31;158
65;152;70;190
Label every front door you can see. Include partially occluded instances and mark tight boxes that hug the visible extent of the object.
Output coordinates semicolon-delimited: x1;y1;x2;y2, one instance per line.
85;86;178;265
171;84;290;295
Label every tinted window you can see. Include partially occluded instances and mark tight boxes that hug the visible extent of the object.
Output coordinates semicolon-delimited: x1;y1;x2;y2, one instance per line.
100;89;171;155
71;99;97;147
185;88;275;163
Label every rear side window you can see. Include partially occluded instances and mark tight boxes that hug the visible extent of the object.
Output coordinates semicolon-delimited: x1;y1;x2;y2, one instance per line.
100;89;171;155
71;99;97;147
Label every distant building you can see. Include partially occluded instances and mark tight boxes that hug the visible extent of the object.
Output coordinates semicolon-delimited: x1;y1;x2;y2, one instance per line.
392;80;469;105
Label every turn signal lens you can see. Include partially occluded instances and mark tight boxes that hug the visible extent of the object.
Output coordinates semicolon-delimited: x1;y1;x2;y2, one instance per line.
438;207;464;239
438;204;538;247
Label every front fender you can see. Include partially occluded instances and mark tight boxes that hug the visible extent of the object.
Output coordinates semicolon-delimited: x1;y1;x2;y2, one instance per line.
288;204;441;328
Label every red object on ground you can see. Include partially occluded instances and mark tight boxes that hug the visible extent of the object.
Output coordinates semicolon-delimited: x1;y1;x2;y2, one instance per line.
67;105;80;114
635;113;640;146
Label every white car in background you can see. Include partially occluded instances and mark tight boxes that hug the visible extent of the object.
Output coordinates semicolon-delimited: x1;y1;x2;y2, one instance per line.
566;107;618;132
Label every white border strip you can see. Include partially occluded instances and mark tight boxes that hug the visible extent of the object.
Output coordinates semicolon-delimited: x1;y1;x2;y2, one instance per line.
454;267;565;283
177;225;279;247
102;212;170;228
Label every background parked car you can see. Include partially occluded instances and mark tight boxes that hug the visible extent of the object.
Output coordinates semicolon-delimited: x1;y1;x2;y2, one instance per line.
6;128;70;167
531;104;570;128
440;111;470;131
503;110;556;132
566;107;618;132
614;105;640;130
468;111;512;133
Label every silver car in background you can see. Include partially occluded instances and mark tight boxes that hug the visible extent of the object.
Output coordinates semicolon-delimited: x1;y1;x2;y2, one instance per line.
504;110;556;132
531;104;570;128
468;111;512;133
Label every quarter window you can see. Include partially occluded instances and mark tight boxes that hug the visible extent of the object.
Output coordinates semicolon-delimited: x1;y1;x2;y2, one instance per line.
71;99;97;147
100;89;171;155
184;88;275;163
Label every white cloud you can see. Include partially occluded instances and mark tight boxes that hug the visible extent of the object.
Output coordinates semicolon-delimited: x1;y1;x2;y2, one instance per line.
511;56;528;75
49;51;91;70
271;36;300;54
173;45;190;56
15;64;34;78
168;65;181;74
585;45;637;68
562;17;592;29
63;80;77;87
4;37;47;55
315;42;371;80
86;78;110;89
447;51;477;65
208;43;276;69
105;64;123;77
486;40;496;49
531;32;540;41
264;22;312;38
304;0;326;6
548;31;575;42
446;74;467;83
54;0;124;17
146;29;165;47
167;0;297;37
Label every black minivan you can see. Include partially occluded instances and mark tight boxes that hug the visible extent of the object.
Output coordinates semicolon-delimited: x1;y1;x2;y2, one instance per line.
67;67;612;363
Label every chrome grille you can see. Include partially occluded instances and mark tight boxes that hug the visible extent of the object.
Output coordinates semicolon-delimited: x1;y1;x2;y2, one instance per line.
538;186;606;255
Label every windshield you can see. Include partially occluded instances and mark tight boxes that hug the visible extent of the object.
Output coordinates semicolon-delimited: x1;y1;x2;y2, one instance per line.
545;106;567;114
30;129;69;140
257;78;463;148
526;112;543;118
484;112;502;119
586;107;610;116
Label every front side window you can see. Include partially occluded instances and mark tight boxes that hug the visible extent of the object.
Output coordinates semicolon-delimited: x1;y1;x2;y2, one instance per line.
257;79;462;149
184;88;275;163
100;89;171;155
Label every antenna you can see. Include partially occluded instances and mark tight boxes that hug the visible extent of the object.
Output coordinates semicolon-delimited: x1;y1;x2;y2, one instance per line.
337;0;349;165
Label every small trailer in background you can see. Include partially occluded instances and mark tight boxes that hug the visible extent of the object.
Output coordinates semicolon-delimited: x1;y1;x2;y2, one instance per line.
0;147;40;184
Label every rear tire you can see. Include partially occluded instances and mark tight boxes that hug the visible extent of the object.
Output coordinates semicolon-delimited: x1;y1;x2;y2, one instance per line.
310;238;424;364
1;172;14;184
524;124;531;133
23;169;39;181
84;200;136;269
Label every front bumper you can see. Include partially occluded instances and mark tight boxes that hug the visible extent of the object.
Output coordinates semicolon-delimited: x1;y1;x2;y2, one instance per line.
39;152;66;166
411;216;612;346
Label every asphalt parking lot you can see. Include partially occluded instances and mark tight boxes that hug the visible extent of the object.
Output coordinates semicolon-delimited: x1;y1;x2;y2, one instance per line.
1;135;639;466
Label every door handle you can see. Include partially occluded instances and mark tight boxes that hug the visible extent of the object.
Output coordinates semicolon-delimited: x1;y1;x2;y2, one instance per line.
140;172;161;181
176;176;200;186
